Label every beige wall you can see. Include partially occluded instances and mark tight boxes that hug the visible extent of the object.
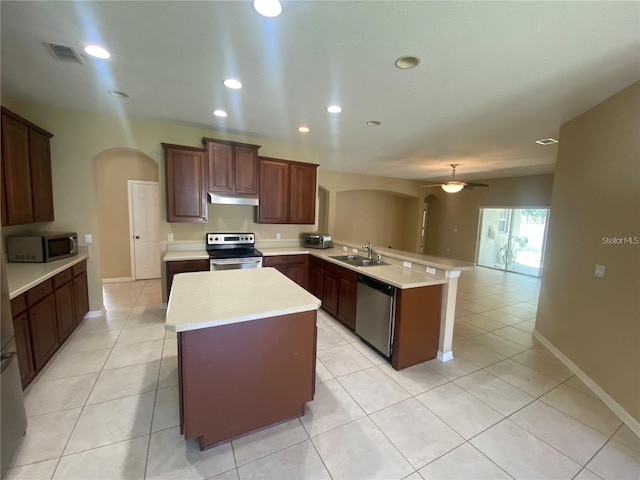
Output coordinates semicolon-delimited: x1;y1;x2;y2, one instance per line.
0;95;319;312
423;174;554;262
318;169;424;252
536;82;640;423
95;149;159;279
335;190;419;252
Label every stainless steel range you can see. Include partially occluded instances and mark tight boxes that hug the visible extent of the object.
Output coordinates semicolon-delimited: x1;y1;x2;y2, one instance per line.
206;233;263;271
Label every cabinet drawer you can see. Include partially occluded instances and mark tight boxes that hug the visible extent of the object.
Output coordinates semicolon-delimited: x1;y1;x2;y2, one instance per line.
264;255;307;266
53;268;73;288
10;294;27;317
26;279;53;306
167;260;210;274
310;256;324;269
72;260;87;277
323;261;357;282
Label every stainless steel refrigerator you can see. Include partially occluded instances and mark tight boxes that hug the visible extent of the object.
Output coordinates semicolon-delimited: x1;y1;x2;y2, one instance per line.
1;235;28;476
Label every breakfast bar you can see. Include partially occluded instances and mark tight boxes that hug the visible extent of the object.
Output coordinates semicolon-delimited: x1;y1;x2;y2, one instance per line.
165;267;321;450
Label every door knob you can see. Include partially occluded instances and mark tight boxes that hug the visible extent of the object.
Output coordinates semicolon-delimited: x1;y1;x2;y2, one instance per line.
135;236;140;239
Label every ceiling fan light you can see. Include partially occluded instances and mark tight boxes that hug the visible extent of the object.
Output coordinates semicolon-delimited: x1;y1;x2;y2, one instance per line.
442;183;464;193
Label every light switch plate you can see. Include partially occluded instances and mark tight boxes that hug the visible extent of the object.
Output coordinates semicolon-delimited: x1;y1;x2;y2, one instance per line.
426;266;436;275
403;261;412;268
595;264;605;278
84;234;92;244
352;248;358;253
342;246;348;251
168;233;174;242
276;232;281;239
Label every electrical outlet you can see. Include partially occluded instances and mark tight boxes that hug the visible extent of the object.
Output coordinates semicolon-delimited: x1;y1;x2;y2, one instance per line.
426;266;436;275
84;234;92;244
342;246;348;251
276;232;281;240
402;261;412;268
595;264;605;278
352;248;358;253
168;233;174;242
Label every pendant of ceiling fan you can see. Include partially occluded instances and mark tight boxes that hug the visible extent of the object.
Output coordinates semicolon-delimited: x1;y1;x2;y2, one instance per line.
420;164;489;192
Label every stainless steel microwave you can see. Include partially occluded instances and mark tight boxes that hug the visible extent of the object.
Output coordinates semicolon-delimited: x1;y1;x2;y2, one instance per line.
6;232;78;263
302;233;333;249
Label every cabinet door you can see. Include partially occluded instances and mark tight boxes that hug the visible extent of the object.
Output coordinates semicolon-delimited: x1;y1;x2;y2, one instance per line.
258;159;289;223
13;312;35;389
28;294;59;371
338;279;357;330
289;163;317;224
234;146;259;195
322;272;339;316
29;129;55;222
55;281;76;342
73;271;90;324
1;113;33;225
286;264;307;289
207;142;233;193
164;145;207;222
309;266;323;299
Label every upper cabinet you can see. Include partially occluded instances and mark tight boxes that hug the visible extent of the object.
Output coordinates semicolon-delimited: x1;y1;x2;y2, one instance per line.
163;143;207;223
257;157;317;224
202;138;260;197
1;107;54;226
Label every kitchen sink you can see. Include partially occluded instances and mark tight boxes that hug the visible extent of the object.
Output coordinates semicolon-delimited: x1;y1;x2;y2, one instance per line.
329;255;388;267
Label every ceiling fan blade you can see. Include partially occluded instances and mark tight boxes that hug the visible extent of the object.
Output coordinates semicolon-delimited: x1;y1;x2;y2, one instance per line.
464;182;489;188
419;184;444;188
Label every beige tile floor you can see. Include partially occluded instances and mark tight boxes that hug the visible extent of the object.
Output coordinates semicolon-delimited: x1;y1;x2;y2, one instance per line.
5;268;640;480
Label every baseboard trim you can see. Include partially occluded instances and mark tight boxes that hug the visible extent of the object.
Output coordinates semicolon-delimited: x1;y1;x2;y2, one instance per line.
533;330;640;437
102;277;134;284
437;350;454;362
84;309;104;319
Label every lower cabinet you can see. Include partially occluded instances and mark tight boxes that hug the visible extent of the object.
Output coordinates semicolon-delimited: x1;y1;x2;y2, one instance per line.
10;259;90;389
308;257;324;299
315;258;358;331
337;277;357;330
166;260;210;301
321;271;338;317
263;255;309;290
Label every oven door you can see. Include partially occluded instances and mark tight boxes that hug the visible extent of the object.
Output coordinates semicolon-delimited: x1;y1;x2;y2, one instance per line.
210;257;263;271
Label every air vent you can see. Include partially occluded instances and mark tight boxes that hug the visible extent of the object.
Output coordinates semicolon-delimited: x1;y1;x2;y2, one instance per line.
45;43;83;64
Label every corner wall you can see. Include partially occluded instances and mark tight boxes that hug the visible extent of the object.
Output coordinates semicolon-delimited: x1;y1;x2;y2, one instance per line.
536;82;640;424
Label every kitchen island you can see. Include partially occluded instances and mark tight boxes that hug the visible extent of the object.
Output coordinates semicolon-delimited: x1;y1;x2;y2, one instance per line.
165;267;321;450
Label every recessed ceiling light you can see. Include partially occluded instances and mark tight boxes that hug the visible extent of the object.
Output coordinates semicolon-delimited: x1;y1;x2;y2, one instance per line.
297;126;310;133
108;90;129;98
366;121;381;126
535;138;559;145
326;105;342;113
212;110;228;118
394;55;420;69
84;44;110;59
223;79;242;89
253;0;282;17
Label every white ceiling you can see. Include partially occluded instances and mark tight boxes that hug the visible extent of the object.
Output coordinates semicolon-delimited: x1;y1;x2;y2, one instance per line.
1;1;638;182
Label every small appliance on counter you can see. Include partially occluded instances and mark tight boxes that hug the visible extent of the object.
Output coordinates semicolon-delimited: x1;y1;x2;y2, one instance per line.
6;232;78;263
302;233;333;249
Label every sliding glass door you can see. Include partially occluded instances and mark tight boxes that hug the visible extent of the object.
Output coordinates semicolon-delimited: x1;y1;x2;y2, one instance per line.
476;208;549;277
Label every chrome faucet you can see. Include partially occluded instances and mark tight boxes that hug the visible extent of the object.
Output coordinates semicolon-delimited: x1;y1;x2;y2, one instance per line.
362;241;374;260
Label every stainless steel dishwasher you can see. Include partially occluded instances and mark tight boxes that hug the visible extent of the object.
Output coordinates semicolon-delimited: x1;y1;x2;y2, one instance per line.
355;274;396;358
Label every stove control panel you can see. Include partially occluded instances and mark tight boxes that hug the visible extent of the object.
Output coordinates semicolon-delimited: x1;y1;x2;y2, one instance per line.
207;233;255;246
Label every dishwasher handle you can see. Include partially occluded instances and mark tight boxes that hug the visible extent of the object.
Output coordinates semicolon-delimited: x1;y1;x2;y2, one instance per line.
357;274;395;296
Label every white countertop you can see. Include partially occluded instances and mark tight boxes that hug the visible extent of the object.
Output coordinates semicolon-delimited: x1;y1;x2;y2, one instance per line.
163;249;209;261
166;268;321;332
7;251;90;299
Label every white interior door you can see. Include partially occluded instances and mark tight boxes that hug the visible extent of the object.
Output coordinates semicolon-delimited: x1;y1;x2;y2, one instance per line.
130;181;161;280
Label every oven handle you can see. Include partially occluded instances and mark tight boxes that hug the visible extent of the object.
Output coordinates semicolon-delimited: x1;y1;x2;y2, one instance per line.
210;258;262;266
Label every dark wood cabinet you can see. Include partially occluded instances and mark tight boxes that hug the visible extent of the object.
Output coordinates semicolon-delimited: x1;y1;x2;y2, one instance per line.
257;157;317;224
321;271;339;317
338;278;357;330
72;261;90;324
308;258;324;300
54;281;76;343
203;138;260;196
1;107;54;226
11;298;35;389
28;293;59;371
163;143;207;223
263;255;309;290
166;259;210;301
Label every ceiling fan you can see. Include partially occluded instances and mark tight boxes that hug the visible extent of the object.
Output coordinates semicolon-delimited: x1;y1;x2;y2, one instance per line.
420;164;489;193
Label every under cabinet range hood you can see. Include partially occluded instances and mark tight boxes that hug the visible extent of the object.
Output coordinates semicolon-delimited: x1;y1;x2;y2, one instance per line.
207;192;259;206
